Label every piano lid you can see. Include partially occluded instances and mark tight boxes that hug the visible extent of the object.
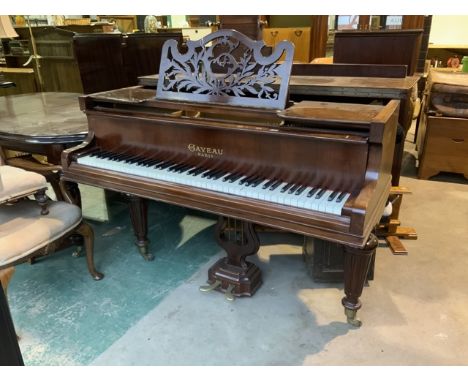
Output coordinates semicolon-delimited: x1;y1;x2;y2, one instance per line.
155;29;295;110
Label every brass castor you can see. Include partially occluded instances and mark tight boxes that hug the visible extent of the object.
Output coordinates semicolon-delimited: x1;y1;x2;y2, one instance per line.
138;245;154;261
345;307;362;327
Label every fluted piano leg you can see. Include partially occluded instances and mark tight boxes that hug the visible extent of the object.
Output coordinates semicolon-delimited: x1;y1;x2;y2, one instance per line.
200;216;262;300
342;233;378;327
128;195;153;261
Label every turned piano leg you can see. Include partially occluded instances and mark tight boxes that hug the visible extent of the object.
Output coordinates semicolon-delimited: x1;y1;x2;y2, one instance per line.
342;233;378;327
128;195;153;261
200;216;262;301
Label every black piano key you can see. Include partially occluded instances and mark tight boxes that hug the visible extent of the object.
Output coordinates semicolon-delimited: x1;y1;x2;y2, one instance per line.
194;168;209;176
187;166;200;175
223;173;238;182
177;164;193;173
295;185;307;195
109;152;125;160
168;163;185;172
288;183;301;194
108;153;123;160
269;180;282;191
315;188;326;199
307;187;318;198
244;175;259;186
238;175;252;185
228;173;243;183
250;177;265;187
97;151;112;158
137;157;155;165
336;192;348;203
262;179;275;189
144;158;163;167
328;191;339;202
281;183;293;193
201;169;216;178
211;170;227;180
125;155;142;163
159;161;176;170
207;169;224;179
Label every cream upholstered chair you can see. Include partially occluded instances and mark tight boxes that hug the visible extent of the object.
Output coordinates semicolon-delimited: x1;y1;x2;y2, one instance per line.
0;164;103;298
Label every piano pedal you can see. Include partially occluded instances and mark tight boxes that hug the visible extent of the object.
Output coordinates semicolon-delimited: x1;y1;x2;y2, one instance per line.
199;279;222;293
224;284;235;302
344;307;362;327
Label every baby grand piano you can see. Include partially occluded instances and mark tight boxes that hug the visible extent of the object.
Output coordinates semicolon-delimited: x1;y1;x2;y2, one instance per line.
61;30;399;326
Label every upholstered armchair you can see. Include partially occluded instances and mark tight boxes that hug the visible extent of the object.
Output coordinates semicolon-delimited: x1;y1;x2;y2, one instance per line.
0;164;103;298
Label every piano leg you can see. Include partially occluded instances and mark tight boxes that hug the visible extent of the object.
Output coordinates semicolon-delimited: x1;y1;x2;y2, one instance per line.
201;216;262;300
342;233;378;327
128;195;153;261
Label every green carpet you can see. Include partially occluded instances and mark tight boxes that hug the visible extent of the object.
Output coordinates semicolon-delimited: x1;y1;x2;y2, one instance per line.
8;191;219;365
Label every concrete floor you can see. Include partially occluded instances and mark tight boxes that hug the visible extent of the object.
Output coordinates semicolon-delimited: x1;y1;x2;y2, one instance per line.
9;124;468;365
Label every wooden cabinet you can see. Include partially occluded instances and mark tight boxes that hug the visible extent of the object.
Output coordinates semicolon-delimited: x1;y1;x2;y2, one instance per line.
4;26;84;93
263;27;311;62
417;114;468;179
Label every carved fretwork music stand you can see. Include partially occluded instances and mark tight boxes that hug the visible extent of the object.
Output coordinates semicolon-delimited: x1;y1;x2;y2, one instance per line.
157;29;295;299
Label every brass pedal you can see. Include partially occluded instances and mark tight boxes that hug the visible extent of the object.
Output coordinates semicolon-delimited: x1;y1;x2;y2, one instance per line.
224;284;235;302
199;279;221;293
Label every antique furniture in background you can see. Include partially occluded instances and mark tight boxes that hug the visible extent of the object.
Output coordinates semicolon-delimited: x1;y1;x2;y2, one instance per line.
73;31;184;94
0;68;37;96
62;30;398;326
218;15;264;40
416;70;468;180
262;27;311;62
0;92;87;202
123;32;183;85
97;15;138;33
73;33;127;94
3;26;83;93
333;29;423;76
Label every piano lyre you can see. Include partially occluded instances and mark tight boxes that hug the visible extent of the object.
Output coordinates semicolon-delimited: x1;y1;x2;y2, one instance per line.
61;30;399;326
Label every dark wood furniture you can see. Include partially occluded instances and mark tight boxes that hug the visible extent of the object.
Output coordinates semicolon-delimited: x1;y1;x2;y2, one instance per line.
333;29;423;76
0;92;87;201
62;30;398;326
73;33;128;94
73;32;184;94
123;32;183;85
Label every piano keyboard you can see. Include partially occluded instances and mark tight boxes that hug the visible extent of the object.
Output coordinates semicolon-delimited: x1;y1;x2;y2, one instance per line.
77;150;350;215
